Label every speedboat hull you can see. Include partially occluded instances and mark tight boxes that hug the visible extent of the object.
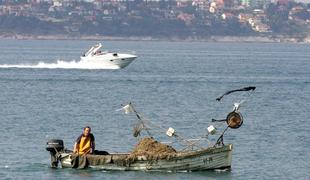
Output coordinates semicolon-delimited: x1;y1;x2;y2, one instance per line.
80;53;137;69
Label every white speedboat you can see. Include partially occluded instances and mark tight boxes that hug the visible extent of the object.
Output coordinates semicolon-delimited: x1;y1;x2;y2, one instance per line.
80;43;137;69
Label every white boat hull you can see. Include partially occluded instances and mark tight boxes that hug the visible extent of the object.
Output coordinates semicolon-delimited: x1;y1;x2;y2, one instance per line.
80;53;137;69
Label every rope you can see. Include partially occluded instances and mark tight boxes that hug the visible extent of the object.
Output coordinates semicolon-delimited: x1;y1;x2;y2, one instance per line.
128;90;254;151
133;112;207;150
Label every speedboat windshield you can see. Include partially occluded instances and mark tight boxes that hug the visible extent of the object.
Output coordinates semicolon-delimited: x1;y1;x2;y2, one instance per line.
84;43;102;57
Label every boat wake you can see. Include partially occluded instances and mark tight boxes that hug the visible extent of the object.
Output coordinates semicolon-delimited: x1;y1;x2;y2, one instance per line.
0;60;120;70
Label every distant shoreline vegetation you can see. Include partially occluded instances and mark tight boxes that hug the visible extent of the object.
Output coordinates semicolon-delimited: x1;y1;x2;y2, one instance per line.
0;33;309;43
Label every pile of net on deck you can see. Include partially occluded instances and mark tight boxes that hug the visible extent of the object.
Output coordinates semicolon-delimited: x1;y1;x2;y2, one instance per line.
127;137;177;161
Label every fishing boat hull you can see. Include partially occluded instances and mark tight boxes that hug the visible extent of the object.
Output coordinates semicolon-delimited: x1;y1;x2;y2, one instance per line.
58;144;232;171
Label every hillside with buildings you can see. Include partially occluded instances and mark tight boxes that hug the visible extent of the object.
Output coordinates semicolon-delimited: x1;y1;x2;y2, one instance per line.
0;0;309;42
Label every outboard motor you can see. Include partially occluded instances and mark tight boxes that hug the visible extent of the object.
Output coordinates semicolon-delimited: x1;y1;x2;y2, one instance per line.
46;139;64;168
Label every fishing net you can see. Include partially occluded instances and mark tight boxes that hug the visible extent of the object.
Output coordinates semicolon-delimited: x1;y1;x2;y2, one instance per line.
127;137;177;161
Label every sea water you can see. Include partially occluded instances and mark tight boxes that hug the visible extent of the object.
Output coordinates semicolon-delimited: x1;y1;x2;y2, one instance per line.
0;40;309;179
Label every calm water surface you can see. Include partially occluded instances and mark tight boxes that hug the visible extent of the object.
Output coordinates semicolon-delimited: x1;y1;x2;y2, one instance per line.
0;40;309;179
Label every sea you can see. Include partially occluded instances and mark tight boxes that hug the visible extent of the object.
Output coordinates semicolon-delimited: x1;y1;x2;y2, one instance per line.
0;39;309;179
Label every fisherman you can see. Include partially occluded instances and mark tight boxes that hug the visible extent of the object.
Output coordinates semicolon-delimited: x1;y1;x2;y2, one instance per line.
73;126;95;155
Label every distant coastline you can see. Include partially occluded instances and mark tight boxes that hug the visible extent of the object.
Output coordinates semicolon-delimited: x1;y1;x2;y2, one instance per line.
1;34;309;43
1;1;309;45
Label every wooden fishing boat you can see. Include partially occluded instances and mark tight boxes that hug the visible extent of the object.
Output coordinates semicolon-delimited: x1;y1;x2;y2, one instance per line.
46;86;255;172
48;143;232;171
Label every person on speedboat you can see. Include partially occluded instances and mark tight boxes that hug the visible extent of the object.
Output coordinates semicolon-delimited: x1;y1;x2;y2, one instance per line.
73;126;95;155
95;50;101;55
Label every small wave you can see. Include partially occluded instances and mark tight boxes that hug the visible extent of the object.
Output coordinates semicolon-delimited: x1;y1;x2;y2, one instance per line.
0;60;120;70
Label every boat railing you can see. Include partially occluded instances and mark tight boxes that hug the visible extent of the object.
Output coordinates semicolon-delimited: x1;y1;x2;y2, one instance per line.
110;49;136;55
